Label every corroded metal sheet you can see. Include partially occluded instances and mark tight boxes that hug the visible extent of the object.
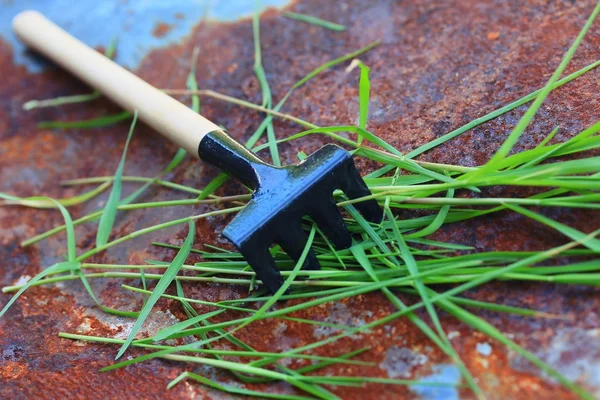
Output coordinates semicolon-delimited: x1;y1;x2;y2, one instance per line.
1;0;599;399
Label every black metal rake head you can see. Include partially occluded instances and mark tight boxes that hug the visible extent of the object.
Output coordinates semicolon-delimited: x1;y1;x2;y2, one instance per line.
216;143;383;294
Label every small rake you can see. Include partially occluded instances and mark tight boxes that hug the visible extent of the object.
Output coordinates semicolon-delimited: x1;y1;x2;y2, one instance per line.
13;11;382;294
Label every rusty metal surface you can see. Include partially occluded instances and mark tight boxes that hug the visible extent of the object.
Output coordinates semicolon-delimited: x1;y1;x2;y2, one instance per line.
1;0;600;399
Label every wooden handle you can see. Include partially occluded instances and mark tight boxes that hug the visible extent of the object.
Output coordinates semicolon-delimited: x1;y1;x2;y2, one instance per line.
13;10;221;156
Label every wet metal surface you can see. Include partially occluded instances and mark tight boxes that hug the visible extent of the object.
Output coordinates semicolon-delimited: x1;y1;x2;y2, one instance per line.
1;0;600;399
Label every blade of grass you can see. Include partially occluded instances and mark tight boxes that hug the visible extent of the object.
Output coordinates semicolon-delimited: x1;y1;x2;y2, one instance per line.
22;39;118;110
380;207;483;398
283;11;346;31
405;188;454;238
25;93;101;110
62;331;372;366
466;1;600;177
96;111;137;247
149;354;335;400
0;261;79;318
407;59;600;158
168;371;312;399
38;111;131;129
357;61;370;145
399;289;565;319
0;197;81;317
120;147;187;206
252;3;280;166
104;341;335;399
434;295;593;399
1;181;110;208
187;46;201;113
115;220;195;359
3;196;137;317
505;204;600;251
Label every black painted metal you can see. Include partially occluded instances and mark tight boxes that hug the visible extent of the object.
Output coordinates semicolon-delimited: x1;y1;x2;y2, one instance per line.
199;130;382;294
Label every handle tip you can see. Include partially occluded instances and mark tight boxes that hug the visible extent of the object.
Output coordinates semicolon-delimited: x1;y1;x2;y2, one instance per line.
12;10;45;36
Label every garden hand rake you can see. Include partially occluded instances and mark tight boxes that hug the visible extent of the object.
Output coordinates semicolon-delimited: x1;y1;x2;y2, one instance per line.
13;11;382;294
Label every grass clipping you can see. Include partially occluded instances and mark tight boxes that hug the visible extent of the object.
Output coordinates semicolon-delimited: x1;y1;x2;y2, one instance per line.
2;6;600;400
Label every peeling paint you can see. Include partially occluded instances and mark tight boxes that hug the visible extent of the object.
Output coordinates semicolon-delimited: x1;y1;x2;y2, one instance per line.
510;327;600;396
379;346;429;378
476;342;492;357
0;0;290;72
313;302;371;339
410;364;461;400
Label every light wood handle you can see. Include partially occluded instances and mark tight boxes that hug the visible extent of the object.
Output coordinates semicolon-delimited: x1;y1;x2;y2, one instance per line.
13;10;221;156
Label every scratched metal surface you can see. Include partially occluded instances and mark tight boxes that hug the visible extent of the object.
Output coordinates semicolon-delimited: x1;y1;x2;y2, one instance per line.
0;0;599;399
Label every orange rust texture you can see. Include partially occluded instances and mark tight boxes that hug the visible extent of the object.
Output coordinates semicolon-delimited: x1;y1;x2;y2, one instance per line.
153;22;174;38
1;1;600;399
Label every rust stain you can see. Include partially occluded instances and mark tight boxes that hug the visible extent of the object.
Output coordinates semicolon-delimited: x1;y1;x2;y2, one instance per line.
152;22;174;38
487;31;500;40
1;0;600;399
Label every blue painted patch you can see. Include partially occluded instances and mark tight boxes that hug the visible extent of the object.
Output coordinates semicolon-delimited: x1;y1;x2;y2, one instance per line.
410;364;461;400
1;0;290;72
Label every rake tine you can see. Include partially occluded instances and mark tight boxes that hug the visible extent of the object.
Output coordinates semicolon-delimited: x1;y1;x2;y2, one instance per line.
309;197;352;249
238;242;284;294
339;161;383;223
276;223;320;271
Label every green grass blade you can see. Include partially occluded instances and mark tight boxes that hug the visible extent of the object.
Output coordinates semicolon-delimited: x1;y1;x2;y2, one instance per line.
38;111;131;129
283;11;346;31
254;125;357;150
382;207;484;398
252;5;280;166
164;148;188;173
155;354;334;399
49;198;77;261
0;261;79;318
253;7;271;107
121;147;187;206
535;126;560;149
187;46;201;113
505;204;600;251
24;92;101;110
246;42;379;147
96;112;138;247
1;181;110;208
292;41;379;90
405;188;454;238
22;39;118;110
469;2;600;175
407;59;600;159
400;289;561;318
196;172;229;200
168;372;312;399
357;62;370;144
154;310;226;342
435;296;593;399
115;220;195;359
77;271;139;317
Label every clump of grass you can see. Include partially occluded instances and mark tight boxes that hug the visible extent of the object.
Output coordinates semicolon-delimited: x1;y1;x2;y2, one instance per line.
2;3;600;400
